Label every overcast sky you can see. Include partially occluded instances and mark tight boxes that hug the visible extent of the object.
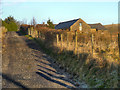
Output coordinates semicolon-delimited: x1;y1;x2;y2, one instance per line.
1;0;119;25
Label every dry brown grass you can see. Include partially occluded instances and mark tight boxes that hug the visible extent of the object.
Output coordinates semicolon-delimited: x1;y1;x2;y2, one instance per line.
28;28;119;87
29;27;119;64
0;27;7;41
104;24;118;33
0;27;7;51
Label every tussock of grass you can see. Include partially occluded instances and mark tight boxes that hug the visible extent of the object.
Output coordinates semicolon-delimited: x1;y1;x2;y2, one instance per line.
25;35;33;40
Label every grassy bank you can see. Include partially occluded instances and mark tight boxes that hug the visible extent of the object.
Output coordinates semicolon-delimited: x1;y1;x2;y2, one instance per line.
25;34;118;88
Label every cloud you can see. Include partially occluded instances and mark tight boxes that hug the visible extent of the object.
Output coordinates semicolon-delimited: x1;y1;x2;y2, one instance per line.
2;0;27;2
1;0;119;2
1;0;119;7
1;0;28;6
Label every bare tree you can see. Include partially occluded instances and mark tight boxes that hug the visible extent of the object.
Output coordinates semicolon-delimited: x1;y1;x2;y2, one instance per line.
21;18;27;24
31;17;37;28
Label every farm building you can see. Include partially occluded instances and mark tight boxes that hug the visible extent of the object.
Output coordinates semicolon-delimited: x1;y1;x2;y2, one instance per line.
88;23;107;31
36;23;48;28
55;18;107;32
36;23;49;30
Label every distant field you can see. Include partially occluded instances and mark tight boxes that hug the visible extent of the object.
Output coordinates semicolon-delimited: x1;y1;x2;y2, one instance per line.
104;24;118;33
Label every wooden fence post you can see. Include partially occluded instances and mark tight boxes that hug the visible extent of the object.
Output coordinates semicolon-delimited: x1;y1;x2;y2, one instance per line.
56;34;59;46
30;27;32;36
61;34;63;51
40;31;42;38
37;31;39;38
32;30;33;37
28;28;30;35
75;31;78;55
34;29;36;38
118;33;120;58
110;32;112;42
29;28;31;35
36;30;38;38
91;34;94;57
39;31;41;38
67;32;70;51
27;28;29;35
31;27;33;37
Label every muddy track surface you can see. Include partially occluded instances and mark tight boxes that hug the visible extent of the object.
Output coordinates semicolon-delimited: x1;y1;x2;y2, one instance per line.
2;31;77;89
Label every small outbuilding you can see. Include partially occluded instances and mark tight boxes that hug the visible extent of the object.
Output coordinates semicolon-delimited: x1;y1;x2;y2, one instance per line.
88;23;107;31
55;18;91;32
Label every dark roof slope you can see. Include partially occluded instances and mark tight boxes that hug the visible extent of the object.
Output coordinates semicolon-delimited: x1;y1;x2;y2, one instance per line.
55;19;79;29
88;23;107;30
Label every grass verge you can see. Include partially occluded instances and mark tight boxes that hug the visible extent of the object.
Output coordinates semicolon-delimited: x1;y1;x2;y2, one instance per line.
25;35;118;88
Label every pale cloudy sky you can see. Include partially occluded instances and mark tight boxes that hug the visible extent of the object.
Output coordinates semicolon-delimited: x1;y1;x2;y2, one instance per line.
1;0;119;2
1;0;119;25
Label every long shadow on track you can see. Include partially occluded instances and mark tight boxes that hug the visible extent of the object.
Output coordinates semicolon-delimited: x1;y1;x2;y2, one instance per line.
16;31;75;88
1;73;29;89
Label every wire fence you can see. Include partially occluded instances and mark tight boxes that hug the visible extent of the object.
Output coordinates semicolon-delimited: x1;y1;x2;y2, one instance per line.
28;27;119;62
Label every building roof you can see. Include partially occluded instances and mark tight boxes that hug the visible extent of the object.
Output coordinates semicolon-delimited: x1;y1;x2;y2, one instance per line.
88;23;107;30
36;24;49;30
55;19;79;29
36;24;47;27
55;18;107;31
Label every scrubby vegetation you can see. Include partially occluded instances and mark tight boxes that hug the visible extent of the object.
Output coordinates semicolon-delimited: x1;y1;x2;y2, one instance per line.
24;26;119;88
19;24;32;35
0;27;7;40
104;24;118;33
47;18;55;29
2;16;19;31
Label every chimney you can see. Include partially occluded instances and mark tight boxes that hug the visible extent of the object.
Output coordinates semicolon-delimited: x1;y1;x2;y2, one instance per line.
43;22;45;25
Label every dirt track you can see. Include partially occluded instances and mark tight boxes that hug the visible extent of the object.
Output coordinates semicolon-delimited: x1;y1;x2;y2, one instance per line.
2;31;77;89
